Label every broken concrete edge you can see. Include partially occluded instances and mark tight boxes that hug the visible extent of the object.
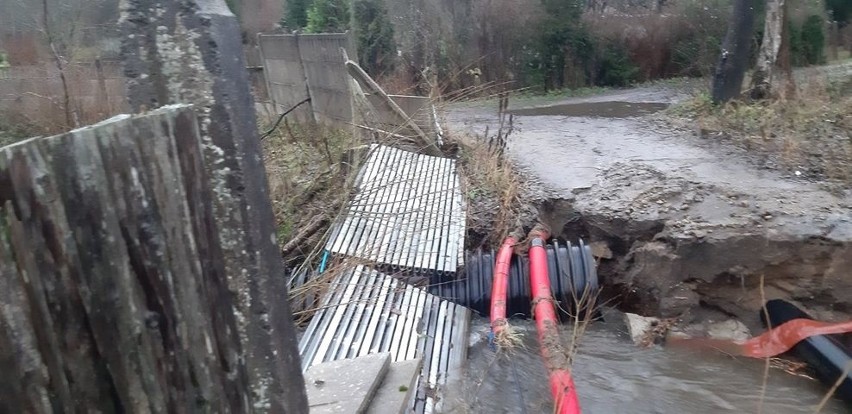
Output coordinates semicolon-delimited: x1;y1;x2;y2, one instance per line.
305;353;391;414
366;358;423;414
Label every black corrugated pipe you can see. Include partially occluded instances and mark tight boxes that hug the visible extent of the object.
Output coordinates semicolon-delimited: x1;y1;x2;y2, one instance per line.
761;299;852;403
430;240;598;317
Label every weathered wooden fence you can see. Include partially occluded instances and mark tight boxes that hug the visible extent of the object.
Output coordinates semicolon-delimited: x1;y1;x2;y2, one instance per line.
0;106;256;411
0;0;309;412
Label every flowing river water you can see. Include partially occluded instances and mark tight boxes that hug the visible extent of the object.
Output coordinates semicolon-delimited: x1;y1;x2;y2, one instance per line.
450;317;848;413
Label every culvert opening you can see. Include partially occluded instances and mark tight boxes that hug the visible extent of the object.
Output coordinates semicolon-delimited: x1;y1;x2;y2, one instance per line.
463;195;851;330
435;239;598;318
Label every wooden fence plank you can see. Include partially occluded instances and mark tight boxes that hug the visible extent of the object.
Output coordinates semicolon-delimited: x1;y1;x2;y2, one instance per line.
0;106;255;413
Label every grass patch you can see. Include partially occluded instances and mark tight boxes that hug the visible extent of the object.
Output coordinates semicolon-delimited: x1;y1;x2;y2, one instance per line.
668;74;852;185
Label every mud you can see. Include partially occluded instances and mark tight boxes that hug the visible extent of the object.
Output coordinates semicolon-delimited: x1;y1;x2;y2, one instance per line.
446;81;852;331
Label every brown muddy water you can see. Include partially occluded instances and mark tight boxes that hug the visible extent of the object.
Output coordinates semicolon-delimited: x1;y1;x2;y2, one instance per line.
450;317;848;413
508;101;669;118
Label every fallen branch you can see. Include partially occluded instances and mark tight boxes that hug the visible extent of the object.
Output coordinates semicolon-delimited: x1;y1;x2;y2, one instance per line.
281;215;329;258
353;124;413;141
260;97;312;140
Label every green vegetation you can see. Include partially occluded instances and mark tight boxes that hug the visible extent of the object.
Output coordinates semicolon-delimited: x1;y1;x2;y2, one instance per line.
790;15;827;66
285;0;311;29
305;0;350;33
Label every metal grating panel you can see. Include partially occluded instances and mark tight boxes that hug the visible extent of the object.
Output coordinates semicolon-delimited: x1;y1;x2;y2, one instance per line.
326;145;466;273
299;265;471;413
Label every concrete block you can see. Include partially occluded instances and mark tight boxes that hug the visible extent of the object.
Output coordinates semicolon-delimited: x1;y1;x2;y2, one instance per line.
305;353;391;414
708;319;752;341
366;358;422;414
624;312;660;345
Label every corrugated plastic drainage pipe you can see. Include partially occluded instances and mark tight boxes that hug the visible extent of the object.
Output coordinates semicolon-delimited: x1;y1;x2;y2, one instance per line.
529;232;581;414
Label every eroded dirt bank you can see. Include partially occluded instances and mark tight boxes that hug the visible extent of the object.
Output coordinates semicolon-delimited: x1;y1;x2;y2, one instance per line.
447;83;851;331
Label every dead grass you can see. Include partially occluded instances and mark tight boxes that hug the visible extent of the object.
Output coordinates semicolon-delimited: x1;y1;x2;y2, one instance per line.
671;74;852;184
261;121;358;266
453;133;524;248
560;286;601;367
493;323;525;351
0;62;126;137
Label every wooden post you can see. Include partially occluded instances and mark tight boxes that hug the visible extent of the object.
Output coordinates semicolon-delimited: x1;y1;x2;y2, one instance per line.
345;59;441;156
120;0;308;412
0;106;255;412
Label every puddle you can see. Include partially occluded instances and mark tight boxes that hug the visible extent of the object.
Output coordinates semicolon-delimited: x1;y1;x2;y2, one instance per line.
509;101;669;117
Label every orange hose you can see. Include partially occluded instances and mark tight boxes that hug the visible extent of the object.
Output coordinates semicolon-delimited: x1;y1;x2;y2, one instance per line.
669;319;852;358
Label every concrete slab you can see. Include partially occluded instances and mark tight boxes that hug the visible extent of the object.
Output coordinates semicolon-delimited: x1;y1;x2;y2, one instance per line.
305;353;391;414
366;358;422;414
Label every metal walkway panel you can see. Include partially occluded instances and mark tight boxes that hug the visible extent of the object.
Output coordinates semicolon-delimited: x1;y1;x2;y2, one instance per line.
299;265;471;413
326;145;466;273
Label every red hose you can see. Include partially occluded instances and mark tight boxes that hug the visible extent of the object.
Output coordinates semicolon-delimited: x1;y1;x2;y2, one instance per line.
490;237;516;334
529;234;582;414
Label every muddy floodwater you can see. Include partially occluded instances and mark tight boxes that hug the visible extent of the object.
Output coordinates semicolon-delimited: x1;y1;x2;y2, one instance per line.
508;101;669;118
445;81;851;413
450;319;847;413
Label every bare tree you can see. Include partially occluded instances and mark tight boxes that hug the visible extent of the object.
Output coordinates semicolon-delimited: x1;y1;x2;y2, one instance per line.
750;0;785;99
41;0;80;128
711;0;756;104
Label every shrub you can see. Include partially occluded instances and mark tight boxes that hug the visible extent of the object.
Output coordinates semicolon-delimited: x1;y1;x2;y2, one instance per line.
305;0;350;33
798;15;826;65
354;0;396;76
595;43;640;87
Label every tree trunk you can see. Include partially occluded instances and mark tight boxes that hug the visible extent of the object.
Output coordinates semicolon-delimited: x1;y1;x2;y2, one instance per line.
777;0;796;99
829;21;840;61
750;0;784;99
41;0;79;129
711;0;756;104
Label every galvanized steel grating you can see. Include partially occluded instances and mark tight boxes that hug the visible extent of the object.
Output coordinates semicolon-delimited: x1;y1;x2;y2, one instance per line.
298;265;471;414
325;144;466;273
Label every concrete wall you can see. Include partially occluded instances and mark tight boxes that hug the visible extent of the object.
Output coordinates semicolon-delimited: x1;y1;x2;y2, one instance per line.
258;32;441;146
258;33;355;125
366;94;435;136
